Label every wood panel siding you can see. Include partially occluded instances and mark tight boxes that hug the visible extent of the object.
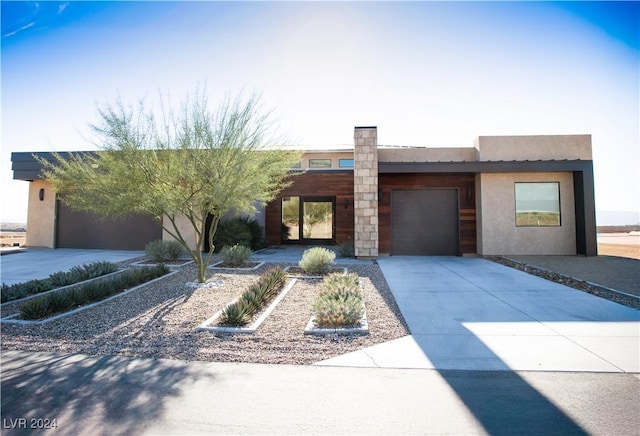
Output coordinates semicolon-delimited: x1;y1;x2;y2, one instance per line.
265;171;354;245
379;174;477;254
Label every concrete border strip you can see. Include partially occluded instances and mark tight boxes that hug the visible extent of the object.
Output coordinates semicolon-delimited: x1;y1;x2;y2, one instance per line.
0;270;178;325
196;278;298;334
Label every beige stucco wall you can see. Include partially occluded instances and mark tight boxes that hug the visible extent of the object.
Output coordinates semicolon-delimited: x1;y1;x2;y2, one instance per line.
162;215;197;251
298;151;354;169
26;180;56;248
477;172;576;255
378;147;476;162
476;135;592;161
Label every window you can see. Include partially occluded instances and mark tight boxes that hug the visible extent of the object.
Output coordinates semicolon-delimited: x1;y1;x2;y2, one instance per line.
339;158;354;168
309;159;331;168
515;182;561;227
290;161;302;169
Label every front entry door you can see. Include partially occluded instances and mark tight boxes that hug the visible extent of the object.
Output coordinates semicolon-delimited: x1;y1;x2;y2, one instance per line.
282;196;335;244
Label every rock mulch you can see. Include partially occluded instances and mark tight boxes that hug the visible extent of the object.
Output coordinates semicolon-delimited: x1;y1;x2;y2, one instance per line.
488;256;640;309
0;262;409;365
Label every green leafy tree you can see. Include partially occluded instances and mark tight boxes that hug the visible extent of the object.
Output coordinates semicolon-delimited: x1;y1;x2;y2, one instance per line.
40;91;300;283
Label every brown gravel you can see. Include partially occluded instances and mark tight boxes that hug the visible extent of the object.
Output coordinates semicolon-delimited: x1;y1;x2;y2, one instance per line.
0;262;409;365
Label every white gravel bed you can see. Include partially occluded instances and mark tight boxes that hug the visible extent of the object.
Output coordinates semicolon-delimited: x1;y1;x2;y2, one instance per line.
0;263;409;365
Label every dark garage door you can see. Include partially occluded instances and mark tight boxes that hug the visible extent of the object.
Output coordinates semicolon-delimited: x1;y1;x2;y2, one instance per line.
391;189;459;255
56;202;163;250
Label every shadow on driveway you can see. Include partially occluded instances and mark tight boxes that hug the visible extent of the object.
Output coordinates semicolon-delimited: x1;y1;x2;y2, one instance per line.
375;256;640;435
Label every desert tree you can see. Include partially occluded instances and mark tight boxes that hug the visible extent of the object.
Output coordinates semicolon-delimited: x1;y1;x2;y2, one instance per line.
40;91;300;283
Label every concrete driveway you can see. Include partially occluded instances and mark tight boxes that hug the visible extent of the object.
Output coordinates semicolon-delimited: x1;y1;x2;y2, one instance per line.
0;248;144;286
319;256;640;372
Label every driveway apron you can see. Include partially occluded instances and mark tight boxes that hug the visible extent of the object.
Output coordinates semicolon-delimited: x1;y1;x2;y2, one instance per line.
0;249;145;286
318;256;640;372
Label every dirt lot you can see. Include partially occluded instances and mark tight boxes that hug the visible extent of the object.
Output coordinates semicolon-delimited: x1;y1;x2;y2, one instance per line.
0;232;26;248
598;243;639;260
597;232;639;260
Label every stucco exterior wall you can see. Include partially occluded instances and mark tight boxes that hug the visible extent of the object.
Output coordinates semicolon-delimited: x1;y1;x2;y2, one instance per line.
476;135;592;161
162;215;197;251
26;180;56;248
298;151;355;169
477;172;576;255
378;147;476;163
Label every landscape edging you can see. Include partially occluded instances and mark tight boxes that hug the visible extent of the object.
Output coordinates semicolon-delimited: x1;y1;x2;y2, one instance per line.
196;278;298;334
0;269;128;307
208;260;266;271
0;270;179;325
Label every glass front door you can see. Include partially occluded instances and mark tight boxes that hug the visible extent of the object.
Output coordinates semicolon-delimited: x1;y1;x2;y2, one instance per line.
281;196;335;243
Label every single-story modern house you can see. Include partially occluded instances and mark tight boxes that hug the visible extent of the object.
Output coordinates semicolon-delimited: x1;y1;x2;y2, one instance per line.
11;126;597;257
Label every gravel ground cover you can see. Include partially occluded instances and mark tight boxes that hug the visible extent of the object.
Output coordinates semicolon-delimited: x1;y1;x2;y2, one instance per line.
0;261;409;365
489;256;640;309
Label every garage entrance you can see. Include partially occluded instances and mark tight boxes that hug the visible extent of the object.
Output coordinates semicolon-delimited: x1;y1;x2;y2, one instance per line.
56;202;162;250
391;189;459;255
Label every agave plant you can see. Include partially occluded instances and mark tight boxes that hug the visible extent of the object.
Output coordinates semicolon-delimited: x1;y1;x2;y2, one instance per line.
219;302;251;326
20;297;52;320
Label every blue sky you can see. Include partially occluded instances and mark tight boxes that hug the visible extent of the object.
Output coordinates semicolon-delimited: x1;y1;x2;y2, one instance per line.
1;1;638;224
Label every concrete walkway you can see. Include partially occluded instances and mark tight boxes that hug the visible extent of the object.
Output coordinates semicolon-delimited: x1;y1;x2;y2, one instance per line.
318;256;640;372
0;248;144;285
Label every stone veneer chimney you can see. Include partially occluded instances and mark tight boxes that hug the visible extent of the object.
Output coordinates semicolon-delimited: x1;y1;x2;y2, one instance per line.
353;126;379;259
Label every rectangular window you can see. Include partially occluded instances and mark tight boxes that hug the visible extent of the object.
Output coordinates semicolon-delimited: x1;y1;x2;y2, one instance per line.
338;158;354;168
290;161;302;169
309;159;331;168
515;182;561;227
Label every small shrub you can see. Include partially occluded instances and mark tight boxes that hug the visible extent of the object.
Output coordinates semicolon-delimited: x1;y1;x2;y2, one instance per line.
214;218;253;251
336;237;355;258
313;294;364;328
219;244;253;267
164;241;185;261
242;217;266;250
145;240;167;262
312;272;364;328
214;217;265;251
298;247;336;275
145;240;184;263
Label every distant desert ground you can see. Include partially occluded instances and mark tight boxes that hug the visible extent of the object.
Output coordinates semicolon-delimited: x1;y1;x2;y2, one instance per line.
0;231;26;248
597;232;640;260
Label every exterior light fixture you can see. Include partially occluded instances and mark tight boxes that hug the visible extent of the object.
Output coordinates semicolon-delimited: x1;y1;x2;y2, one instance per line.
39;188;45;201
344;198;348;209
